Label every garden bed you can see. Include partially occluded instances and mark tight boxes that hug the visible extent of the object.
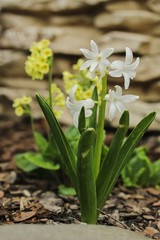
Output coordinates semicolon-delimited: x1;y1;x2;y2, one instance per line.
0;117;160;239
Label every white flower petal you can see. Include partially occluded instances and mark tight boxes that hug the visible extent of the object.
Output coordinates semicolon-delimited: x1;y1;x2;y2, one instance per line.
66;97;74;109
100;48;114;59
69;84;78;101
80;48;95;59
120;95;139;103
125;47;133;64
73;111;80;128
109;69;122;78
85;109;93;117
80;60;94;70
110;49;140;87
104;93;109;101
85;98;95;108
108;102;117;121
111;60;123;69
101;59;111;67
125;70;136;79
115;85;122;96
89;61;98;72
115;101;126;113
80;41;114;76
123;72;130;89
90;40;99;55
128;57;140;69
66;85;94;128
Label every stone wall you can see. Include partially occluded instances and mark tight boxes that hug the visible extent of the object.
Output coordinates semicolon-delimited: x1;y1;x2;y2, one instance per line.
0;0;160;129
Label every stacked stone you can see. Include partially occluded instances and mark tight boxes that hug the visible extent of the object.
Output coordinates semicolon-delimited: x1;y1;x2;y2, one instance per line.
0;0;160;128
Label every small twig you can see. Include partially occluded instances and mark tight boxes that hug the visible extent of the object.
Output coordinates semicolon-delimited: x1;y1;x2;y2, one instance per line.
98;208;130;230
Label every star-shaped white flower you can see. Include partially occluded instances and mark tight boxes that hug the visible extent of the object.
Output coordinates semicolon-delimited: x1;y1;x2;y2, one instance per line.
80;40;114;74
90;65;107;80
109;47;140;89
66;85;94;128
104;85;139;121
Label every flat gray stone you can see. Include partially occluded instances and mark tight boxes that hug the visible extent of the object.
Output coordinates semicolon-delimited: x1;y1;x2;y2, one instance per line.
0;224;148;240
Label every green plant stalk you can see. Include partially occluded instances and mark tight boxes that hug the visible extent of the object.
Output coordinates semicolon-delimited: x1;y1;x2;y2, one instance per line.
48;55;53;109
26;106;37;142
93;75;107;179
48;55;54;143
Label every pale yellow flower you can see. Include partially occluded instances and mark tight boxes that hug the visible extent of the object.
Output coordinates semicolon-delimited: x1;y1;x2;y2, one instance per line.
41;48;52;58
73;59;84;71
21;96;32;105
51;83;65;119
12;98;22;108
13;96;32;117
15;106;24;116
25;39;52;80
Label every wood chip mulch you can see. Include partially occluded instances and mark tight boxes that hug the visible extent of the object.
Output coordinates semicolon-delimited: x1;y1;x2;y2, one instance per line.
0;117;160;239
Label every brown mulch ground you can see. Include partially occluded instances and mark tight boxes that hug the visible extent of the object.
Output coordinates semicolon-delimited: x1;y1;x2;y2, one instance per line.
0;117;160;239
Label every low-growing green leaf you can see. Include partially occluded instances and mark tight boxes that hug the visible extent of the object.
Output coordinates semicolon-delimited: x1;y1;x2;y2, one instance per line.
122;147;160;187
15;153;39;172
58;185;76;196
65;126;80;157
121;147;152;187
43;134;61;159
151;160;160;186
19;152;60;170
34;131;48;153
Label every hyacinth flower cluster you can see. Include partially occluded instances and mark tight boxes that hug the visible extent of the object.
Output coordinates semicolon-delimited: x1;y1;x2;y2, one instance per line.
18;39;155;224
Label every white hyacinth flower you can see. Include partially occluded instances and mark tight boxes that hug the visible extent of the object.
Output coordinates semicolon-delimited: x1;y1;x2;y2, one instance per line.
66;85;94;128
80;40;114;74
109;47;140;89
90;65;107;80
104;85;139;121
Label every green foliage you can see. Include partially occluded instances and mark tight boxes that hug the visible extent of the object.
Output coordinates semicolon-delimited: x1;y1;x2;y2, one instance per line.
36;93;78;191
16;153;38;172
16;131;60;172
121;147;160;188
58;185;76;196
16;152;60;171
77;128;97;224
36;93;156;223
65;126;80;156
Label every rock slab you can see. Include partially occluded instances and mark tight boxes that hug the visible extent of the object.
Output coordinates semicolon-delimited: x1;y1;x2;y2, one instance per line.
0;224;148;240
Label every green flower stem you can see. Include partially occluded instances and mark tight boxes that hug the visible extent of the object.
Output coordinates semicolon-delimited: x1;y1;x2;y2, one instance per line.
48;55;53;109
29;108;37;140
48;55;53;141
93;74;107;179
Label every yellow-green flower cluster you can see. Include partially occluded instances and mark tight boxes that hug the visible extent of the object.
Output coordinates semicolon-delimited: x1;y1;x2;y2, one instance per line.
63;59;102;101
13;96;32;116
50;83;65;119
25;39;52;80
